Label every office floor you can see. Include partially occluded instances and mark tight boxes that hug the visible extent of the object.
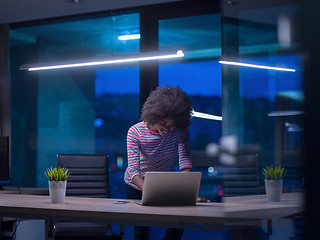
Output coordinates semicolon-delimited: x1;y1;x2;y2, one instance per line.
120;226;228;240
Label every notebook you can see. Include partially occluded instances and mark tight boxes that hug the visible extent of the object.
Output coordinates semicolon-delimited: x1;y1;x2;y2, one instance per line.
135;171;202;206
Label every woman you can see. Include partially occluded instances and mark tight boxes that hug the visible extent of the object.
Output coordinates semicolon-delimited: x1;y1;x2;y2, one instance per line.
124;86;205;240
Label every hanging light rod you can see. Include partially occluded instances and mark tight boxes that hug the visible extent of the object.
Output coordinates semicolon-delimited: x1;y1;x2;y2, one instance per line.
20;50;184;71
192;110;222;121
219;60;296;72
118;34;141;40
267;110;304;117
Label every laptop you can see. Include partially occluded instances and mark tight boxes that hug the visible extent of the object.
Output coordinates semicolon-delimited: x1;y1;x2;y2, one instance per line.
136;171;202;206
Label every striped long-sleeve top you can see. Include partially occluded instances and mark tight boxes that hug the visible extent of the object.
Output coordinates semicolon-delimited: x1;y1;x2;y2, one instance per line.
124;121;192;190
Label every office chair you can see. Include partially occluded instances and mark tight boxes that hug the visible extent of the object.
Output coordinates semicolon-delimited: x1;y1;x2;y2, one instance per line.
51;154;124;240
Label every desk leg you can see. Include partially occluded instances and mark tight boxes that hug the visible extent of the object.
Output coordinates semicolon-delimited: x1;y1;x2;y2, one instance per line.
45;220;53;240
229;226;266;240
267;219;272;236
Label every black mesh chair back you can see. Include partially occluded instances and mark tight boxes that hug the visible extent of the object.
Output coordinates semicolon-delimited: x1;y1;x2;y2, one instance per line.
218;153;259;197
57;154;109;198
52;154;123;240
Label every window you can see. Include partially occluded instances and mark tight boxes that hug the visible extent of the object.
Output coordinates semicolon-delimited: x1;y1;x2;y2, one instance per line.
159;14;222;151
9;13;140;191
159;14;222;201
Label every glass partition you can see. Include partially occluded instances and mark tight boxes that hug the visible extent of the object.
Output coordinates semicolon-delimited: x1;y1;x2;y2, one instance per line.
219;1;304;239
9;13;140;190
222;0;303;189
159;13;222;202
6;1;305;239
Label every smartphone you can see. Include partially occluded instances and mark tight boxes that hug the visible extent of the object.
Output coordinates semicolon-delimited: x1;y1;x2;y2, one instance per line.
113;200;129;204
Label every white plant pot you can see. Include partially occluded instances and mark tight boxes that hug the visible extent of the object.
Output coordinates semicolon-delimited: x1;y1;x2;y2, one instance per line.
265;179;283;202
48;181;67;204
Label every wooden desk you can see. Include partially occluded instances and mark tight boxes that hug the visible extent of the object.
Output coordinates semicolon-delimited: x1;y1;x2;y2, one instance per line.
0;192;304;230
1;187;48;195
223;192;304;221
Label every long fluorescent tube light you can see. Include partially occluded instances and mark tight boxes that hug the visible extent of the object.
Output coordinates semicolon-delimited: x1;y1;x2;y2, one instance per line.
118;34;141;40
20;50;184;71
268;111;304;117
219;60;296;72
192;110;222;121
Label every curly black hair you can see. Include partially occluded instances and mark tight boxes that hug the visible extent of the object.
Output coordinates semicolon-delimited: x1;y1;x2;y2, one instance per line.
140;86;193;130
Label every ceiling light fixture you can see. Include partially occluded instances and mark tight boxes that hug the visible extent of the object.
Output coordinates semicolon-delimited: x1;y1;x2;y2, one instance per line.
20;50;184;71
267;110;304;117
118;34;141;40
219;60;296;72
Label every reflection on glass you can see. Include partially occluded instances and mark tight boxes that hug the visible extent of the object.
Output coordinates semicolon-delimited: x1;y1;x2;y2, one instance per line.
9;12;140;189
159;14;222;203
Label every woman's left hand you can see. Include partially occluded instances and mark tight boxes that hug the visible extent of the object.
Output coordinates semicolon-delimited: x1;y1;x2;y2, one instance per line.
197;197;210;202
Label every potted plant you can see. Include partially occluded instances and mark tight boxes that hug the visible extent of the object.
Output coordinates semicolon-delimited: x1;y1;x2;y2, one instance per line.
45;166;70;204
262;166;287;202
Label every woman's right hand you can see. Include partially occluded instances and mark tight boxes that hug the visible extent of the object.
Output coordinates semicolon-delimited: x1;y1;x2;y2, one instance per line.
132;175;144;191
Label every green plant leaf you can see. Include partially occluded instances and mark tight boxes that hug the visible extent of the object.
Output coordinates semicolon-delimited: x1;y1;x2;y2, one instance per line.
262;166;286;180
45;166;70;181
